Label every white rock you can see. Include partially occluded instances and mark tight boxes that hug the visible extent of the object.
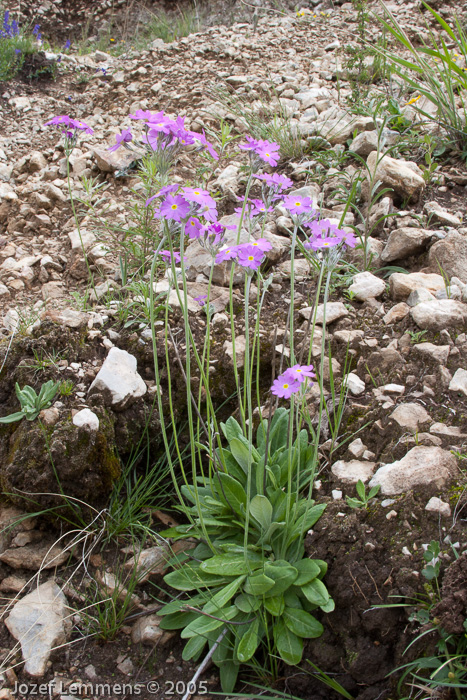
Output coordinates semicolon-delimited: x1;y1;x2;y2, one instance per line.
331;459;376;484
348;438;366;458
89;347;147;409
383;302;410;324
389;272;445;301
348;271;386;301
73;408;99;431
366;151;425;201
369;446;458;495
449;368;467;396
223;335;246;368
414;342;450;364
5;581;70;677
299;301;348;324
381;228;431;263
390;403;431;432
411;300;467;331
425;497;451;518
344;373;365;395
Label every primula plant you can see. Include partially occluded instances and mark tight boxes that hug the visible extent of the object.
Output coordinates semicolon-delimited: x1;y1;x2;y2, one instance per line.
158;409;332;690
48;106;357;691
0;380;59;423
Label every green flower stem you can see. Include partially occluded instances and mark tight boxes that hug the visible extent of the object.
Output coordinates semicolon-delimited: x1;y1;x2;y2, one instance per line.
65;148;97;301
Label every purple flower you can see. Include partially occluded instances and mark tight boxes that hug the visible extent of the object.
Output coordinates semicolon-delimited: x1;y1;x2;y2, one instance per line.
108;127;133;152
239;136;260;152
145;184;179;207
32;24;40;36
191;130;219;160
182;187;215;209
194;294;208;306
282;195;315;215
255;173;293;191
215;246;238;264
14;48;21;55
249;238;272;252
271;375;301;399
186;216;203;239
283;364;315;384
304;219;355;252
236;244;264;271
44;115;93;136
159;250;185;264
64;39;71;50
130;109;163;121
256;143;280;167
159;194;190;222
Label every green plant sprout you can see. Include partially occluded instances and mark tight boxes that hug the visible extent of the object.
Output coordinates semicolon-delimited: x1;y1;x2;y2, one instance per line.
346;479;381;509
0;380;59;423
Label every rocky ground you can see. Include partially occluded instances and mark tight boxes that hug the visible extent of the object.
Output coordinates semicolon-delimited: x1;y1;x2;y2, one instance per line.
0;0;467;698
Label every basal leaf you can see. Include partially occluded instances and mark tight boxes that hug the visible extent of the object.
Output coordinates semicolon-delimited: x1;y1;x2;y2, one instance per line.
283;607;324;639
236;618;260;662
273;618;304;665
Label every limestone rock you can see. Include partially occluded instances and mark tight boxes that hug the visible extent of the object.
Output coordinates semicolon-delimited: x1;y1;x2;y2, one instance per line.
124;545;170;583
428;231;467;284
331;459;376;484
73;409;99;431
344;373;365;395
5;580;71;676
381;227;431;263
0;541;68;570
299;301;348;325
348;271;386;301
89;347;147;409
389;402;431;432
411;299;467;330
366;152;425;202
389;272;445;301
449;368;467;396
92;147;138;173
414;343;450;364
425;497;451;518
383;303;410;325
369;446;458;495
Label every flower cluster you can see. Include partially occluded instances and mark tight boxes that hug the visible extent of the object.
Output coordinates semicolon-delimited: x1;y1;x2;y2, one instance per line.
271;364;315;399
44;115;94;140
281;194;316;222
128;110;218;161
146;184;219;228
1;11;19;38
215;238;271;272
234;198;274;220
304;219;356;251
239;137;280;168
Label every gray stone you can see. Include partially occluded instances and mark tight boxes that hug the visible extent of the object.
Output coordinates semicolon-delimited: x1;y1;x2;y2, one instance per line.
383;303;410;324
349;130;378;156
348;271;386;301
390;402;431;432
449;368;467;396
344;373;365;395
73;409;99;431
369;446;458;495
0;542;68;570
89;347;146;409
381;227;431;263
428;231;467;284
406;288;436;306
425;497;451;518
366;152;425;202
299;301;348;325
389;272;446;302
331;459;376;484
411;299;467;330
414;342;450;364
5;580;71;676
124;545;170;583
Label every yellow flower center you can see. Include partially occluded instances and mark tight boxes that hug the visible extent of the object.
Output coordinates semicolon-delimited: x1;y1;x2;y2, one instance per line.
283;383;289;389
171;204;178;210
295;202;301;207
248;256;254;261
